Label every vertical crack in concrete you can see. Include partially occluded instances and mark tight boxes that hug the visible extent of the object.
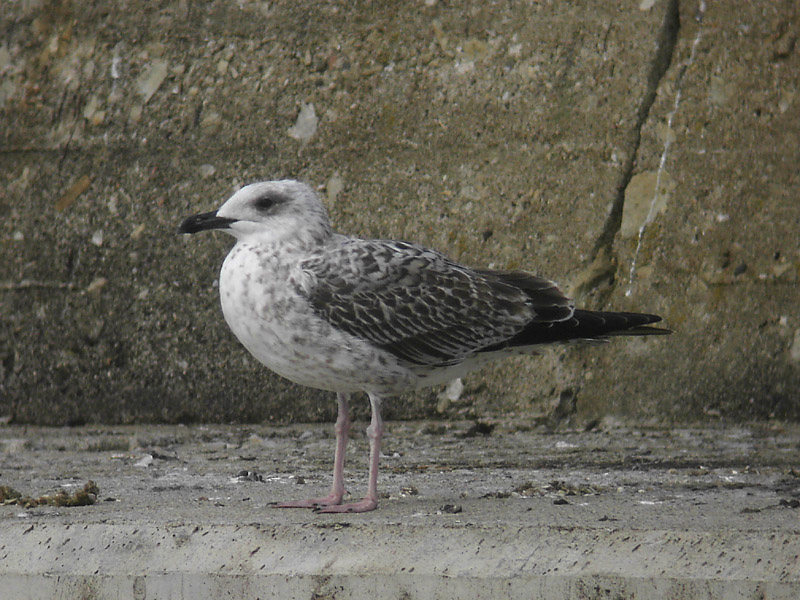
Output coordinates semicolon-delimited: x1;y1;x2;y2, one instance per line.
586;0;681;295
626;0;707;296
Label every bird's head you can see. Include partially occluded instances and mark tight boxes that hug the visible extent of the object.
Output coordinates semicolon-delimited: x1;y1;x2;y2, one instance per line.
178;180;332;247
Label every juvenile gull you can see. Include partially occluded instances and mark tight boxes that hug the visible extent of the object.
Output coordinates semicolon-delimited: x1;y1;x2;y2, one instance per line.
178;180;670;513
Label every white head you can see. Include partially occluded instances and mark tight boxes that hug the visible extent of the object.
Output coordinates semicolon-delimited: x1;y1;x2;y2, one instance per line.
178;180;332;247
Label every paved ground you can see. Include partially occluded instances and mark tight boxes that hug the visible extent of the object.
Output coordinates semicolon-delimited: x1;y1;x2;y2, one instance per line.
1;420;799;598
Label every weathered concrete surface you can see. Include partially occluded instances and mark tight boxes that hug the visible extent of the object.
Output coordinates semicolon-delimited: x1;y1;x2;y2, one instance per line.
1;0;798;424
1;422;799;598
590;0;800;424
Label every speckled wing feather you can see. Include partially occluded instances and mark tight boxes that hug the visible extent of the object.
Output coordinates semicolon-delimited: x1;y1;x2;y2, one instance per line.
301;240;574;367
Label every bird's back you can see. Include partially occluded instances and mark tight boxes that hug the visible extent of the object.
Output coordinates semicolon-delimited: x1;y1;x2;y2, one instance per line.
300;238;669;373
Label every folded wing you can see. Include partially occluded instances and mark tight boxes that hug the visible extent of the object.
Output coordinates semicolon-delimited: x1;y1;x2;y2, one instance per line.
300;240;577;367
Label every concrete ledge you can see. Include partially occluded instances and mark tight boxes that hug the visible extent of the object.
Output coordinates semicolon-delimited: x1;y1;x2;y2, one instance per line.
3;522;799;599
2;423;799;598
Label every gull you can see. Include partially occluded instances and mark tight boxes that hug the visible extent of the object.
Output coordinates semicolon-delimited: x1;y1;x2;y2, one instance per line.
178;180;670;513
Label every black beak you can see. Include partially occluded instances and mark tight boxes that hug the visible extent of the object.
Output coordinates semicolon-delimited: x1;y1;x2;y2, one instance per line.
177;210;236;234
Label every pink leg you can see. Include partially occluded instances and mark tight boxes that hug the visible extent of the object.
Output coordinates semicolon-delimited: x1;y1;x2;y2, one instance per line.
273;393;350;508
316;393;383;513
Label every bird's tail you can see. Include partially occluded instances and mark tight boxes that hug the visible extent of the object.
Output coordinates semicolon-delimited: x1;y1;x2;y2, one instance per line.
484;310;671;351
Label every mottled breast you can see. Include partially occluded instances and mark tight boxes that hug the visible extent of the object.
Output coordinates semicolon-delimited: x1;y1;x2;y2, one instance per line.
218;242;414;394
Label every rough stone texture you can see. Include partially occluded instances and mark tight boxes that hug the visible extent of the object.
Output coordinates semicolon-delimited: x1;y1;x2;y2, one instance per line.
583;0;800;424
1;0;798;425
1;422;799;598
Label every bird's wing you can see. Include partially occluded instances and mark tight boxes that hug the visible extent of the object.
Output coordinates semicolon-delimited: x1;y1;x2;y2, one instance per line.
299;239;572;366
472;268;574;323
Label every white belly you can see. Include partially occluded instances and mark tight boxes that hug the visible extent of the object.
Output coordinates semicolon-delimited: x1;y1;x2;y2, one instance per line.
218;242;415;394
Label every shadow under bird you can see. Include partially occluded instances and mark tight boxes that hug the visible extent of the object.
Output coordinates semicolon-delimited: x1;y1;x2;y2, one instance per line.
178;180;670;513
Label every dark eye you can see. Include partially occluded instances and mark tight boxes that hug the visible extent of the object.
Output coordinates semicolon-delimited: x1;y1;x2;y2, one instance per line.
254;192;288;213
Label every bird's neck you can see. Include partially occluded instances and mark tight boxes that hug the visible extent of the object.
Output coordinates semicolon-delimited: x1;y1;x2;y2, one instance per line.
239;222;333;255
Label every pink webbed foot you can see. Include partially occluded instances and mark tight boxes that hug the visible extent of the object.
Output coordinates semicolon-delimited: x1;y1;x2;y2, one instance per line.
271;393;385;515
313;394;384;515
272;393;350;510
271;492;344;509
314;497;378;514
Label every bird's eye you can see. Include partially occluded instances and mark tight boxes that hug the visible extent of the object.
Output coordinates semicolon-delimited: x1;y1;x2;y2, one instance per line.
254;196;275;212
254;193;286;213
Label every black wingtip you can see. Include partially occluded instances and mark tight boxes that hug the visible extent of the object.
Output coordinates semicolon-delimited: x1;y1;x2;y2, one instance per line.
589;311;672;337
611;324;673;336
487;309;672;350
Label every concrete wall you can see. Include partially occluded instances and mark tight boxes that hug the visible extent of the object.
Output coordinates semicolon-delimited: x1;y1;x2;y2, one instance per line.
1;0;798;425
